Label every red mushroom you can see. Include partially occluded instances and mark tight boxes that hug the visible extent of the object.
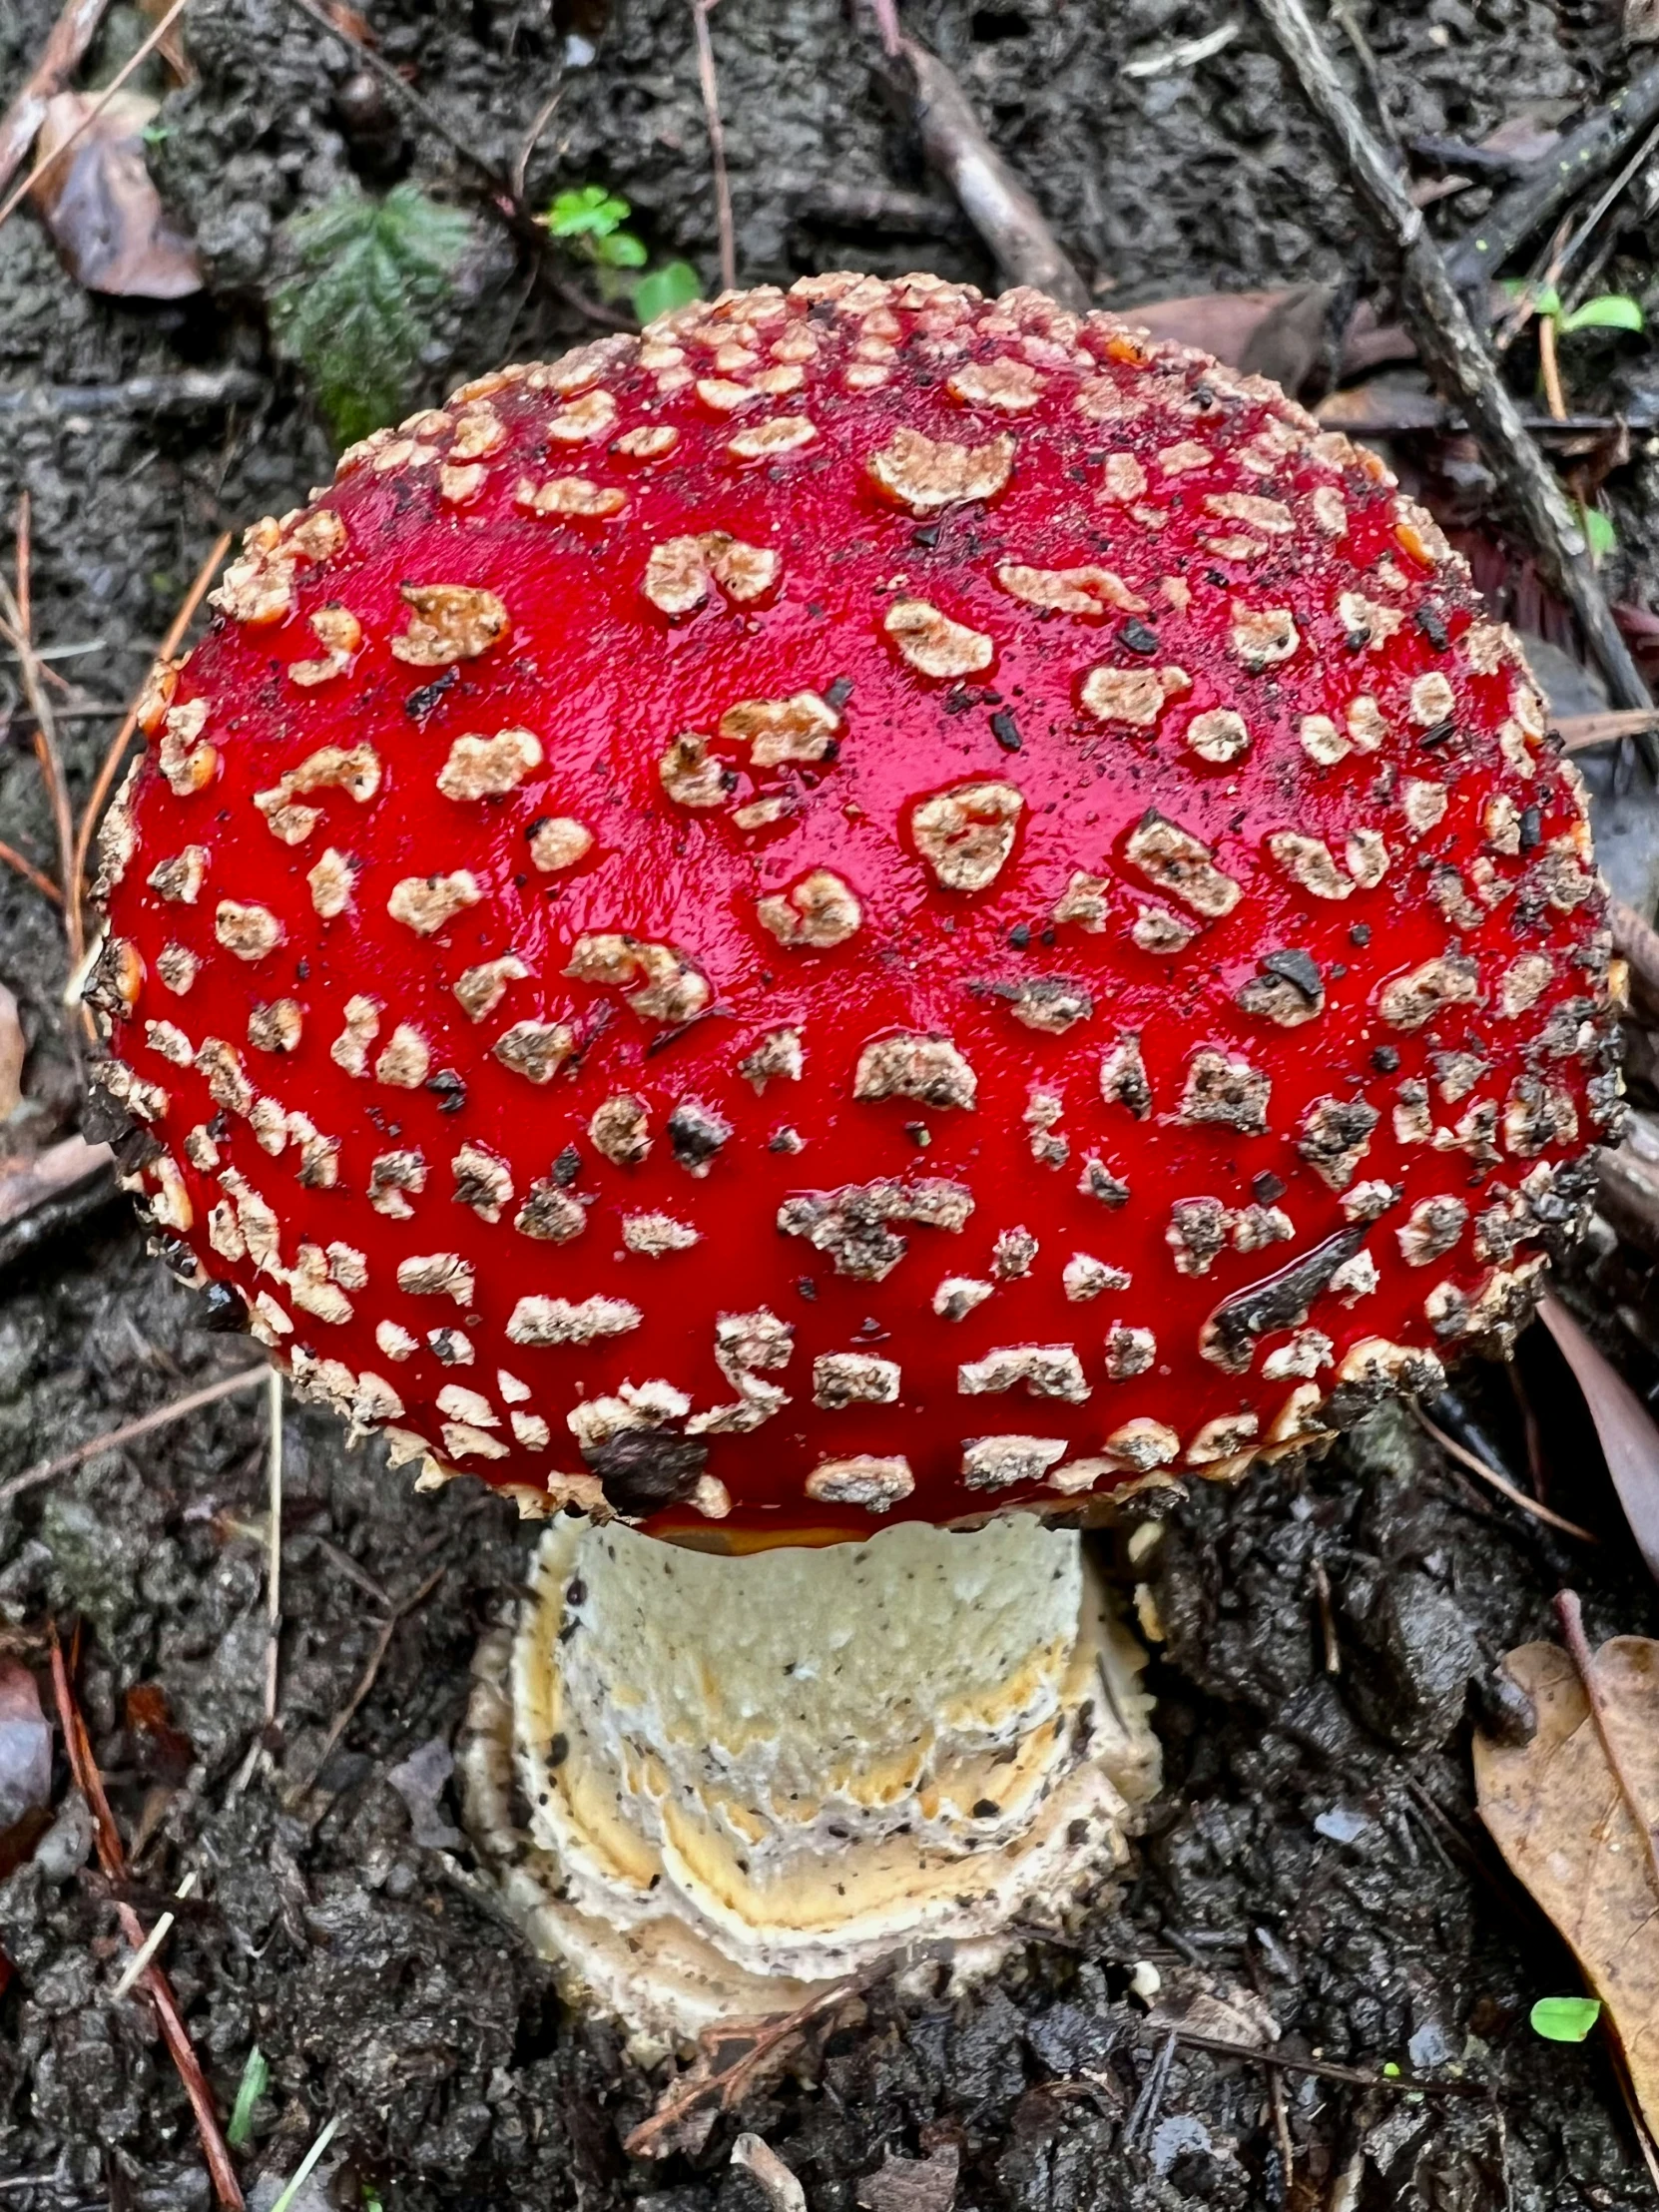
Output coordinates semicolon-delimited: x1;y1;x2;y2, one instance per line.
89;274;1619;2042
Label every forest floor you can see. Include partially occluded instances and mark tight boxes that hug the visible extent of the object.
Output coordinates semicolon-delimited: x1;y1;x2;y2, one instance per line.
4;1;1659;2206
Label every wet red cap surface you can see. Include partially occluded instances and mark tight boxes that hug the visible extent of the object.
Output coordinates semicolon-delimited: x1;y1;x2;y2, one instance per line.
92;273;1620;1534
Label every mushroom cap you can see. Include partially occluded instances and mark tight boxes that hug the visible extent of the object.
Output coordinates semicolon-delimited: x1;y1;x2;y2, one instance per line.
94;273;1620;1535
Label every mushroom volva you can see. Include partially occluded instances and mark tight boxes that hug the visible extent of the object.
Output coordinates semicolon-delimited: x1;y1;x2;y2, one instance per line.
90;274;1620;2047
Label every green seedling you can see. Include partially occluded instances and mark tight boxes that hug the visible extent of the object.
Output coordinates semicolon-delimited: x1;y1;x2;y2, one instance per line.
543;183;701;322
271;185;473;449
227;2044;269;2149
1530;1995;1603;2043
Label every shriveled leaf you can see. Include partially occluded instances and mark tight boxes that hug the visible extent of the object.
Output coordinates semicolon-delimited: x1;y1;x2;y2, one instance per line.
1130;287;1320;381
0;1134;114;1237
856;2145;959;2212
29;91;201;298
0;982;22;1122
1531;1995;1603;2042
1538;1296;1659;1587
1475;1637;1659;2131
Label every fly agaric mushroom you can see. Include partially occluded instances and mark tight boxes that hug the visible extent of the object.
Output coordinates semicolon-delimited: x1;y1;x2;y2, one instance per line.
90;273;1619;2046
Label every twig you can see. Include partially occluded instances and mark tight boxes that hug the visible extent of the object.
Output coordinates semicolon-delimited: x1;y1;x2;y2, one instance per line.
0;0;190;235
280;1565;446;1806
1415;1407;1599;1543
1130;2020;1483;2095
730;2136;807;2212
689;0;736;293
69;527;231;925
1443;61;1659;297
1253;0;1657;745
1558;710;1659;751
1612;894;1659;1007
278;0;633;331
624;1952;905;2155
1270;2064;1295;2188
264;1370;282;1727
0;369;267;417
510;85;563;210
0;0;112;202
112;1868;197;1999
1311;1555;1341;1675
0;1366;268;1509
49;1630;245;2208
1538;310;1568;422
1554;1588;1659;1909
1554;115;1659;310
3;499;82;970
891;36;1088;312
0;836;64;905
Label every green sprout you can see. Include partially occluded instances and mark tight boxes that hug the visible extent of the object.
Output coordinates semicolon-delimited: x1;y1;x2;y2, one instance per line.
227;2045;268;2150
1501;282;1645;567
543;184;701;322
270;185;473;449
1530;1995;1603;2043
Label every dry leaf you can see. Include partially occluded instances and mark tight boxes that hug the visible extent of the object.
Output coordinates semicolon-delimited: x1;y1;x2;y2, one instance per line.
0;1133;114;1236
29;90;201;298
0;982;22;1122
857;2146;960;2212
1539;1295;1659;1588
1475;1637;1659;2134
1628;0;1659;44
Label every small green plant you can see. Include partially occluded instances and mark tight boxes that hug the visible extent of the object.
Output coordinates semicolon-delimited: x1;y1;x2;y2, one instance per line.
1530;1994;1603;2042
1529;286;1647;339
543;184;701;322
227;2045;269;2149
271;184;473;449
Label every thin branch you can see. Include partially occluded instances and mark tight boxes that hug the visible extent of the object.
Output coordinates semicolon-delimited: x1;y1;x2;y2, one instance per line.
278;0;633;330
263;1371;282;1727
1131;2020;1484;2096
1443;60;1659;297
689;0;736;294
3;498;82;969
0;0;112;202
280;1565;446;1806
0;1367;269;1509
69;527;231;922
510;85;563;210
0;836;64;905
893;35;1089;313
1557;710;1659;752
1415;1407;1599;1544
49;1631;245;2208
1554;1590;1659;1913
1252;0;1658;742
0;0;190;235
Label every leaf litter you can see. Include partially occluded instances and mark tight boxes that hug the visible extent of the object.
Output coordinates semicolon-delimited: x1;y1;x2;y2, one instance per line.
1475;1626;1659;2142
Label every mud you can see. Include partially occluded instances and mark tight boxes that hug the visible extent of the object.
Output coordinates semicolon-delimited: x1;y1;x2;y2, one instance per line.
3;0;1659;2202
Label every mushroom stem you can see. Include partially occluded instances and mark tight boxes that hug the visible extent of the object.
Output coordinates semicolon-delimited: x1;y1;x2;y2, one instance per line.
460;1513;1159;2053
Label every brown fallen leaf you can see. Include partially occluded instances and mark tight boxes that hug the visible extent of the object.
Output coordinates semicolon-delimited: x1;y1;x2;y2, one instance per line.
1475;1635;1659;2136
1538;1296;1659;1588
0;982;22;1122
856;2145;959;2212
0;1132;114;1235
29;89;200;297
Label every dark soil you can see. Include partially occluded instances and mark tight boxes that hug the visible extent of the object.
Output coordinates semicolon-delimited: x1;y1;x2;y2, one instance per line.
5;0;1659;2204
